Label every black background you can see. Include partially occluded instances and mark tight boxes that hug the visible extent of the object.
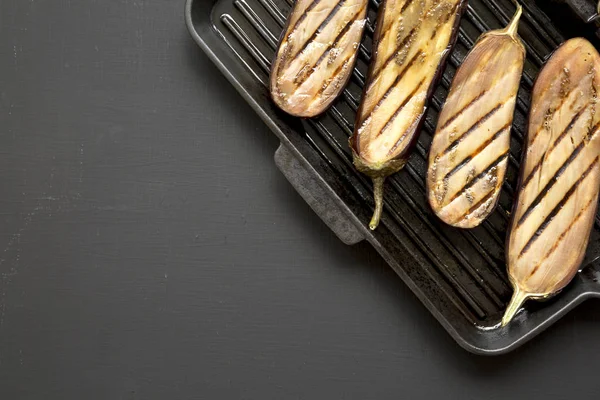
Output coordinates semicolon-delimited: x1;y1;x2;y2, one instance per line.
1;1;600;399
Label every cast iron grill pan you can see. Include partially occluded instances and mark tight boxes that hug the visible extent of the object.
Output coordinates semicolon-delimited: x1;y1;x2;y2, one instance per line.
186;0;600;354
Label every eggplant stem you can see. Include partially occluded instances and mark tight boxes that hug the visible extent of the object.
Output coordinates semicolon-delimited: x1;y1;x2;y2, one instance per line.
501;286;528;327
369;177;385;230
502;2;522;38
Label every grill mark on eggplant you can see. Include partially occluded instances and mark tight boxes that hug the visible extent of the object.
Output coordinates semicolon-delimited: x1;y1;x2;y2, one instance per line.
292;19;354;85
472;122;511;157
372;0;416;59
368;27;419;87
362;50;422;119
437;103;504;158
388;112;423;156
445;152;509;205
516;140;585;228
529;78;584;145
528;197;596;277
529;47;579;105
521;106;588;188
591;121;600;139
400;0;415;13
452;185;498;224
287;0;347;66
549;106;588;152
517;116;600;227
518;157;599;258
430;0;461;40
377;77;426;138
442;155;474;182
439;123;510;183
314;57;352;97
520;162;541;190
437;91;486;133
284;0;323;53
290;6;363;88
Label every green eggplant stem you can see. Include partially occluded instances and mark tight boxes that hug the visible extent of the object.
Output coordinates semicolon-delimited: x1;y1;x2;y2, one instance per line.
502;2;522;38
501;286;529;327
369;177;385;230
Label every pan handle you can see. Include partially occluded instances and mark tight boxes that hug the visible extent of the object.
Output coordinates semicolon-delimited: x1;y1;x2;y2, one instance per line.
274;143;365;245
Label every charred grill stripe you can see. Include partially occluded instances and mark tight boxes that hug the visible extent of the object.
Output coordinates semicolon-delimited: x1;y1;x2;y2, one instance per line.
377;78;426;138
467;187;498;215
315;58;352;97
287;0;347;64
437;92;486;132
438;103;504;158
445;152;509;205
285;0;322;47
400;0;414;13
531;47;579;105
521;106;589;188
592;120;600;138
362;50;422;118
291;18;354;85
450;185;498;224
430;0;461;40
516;141;585;228
315;0;346;30
370;0;414;60
368;26;418;88
440;123;510;183
291;6;362;88
387;112;422;155
472;123;511;158
443;155;473;182
518;157;600;258
529;77;586;145
277;0;323;72
528;197;596;277
549;106;588;152
521;162;541;189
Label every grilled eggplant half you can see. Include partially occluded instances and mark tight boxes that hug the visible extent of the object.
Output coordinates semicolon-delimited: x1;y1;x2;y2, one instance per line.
427;5;525;228
351;0;467;230
502;38;600;326
270;0;369;117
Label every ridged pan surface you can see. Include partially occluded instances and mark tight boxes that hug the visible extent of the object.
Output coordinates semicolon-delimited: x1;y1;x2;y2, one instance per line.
186;0;600;354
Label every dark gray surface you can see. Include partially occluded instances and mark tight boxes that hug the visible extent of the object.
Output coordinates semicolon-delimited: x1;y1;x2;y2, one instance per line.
0;0;599;399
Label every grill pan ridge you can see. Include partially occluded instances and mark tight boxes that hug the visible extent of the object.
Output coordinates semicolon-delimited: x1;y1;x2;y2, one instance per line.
186;0;600;354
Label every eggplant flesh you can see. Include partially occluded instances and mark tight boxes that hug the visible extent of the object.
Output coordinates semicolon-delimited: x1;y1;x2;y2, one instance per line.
427;6;525;228
270;0;368;118
350;0;467;230
502;38;600;326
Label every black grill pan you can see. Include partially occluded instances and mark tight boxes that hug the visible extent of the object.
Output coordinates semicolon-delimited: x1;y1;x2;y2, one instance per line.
185;0;600;354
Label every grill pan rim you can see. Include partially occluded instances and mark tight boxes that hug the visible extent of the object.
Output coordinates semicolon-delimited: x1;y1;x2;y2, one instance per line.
185;0;600;355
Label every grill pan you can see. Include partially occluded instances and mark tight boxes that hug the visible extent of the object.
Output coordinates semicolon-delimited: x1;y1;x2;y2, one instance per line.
185;0;600;354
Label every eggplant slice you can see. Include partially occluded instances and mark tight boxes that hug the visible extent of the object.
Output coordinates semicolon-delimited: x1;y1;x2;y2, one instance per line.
270;0;369;117
351;0;467;230
502;38;600;326
427;5;525;228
